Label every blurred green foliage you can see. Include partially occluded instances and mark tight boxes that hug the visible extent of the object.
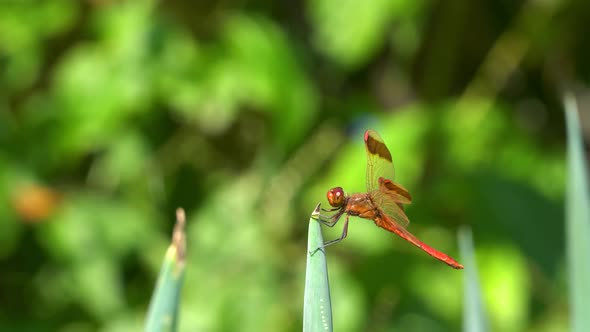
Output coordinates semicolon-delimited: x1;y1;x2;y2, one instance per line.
0;0;585;331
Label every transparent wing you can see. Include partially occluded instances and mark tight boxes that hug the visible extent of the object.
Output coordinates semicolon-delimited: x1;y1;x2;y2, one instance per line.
378;178;412;204
365;129;395;192
370;189;410;229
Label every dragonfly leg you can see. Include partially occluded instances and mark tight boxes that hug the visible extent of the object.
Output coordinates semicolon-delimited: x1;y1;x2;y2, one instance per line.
322;214;349;247
309;214;350;256
316;210;344;227
321;207;340;212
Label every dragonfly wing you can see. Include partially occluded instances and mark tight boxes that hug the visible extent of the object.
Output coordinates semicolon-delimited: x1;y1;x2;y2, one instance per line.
365;129;395;192
374;213;419;246
371;189;410;229
378;178;412;204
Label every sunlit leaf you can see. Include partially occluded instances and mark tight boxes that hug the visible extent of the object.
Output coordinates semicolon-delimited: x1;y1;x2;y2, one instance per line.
145;209;187;332
307;0;424;68
304;203;333;332
564;94;590;332
458;226;488;332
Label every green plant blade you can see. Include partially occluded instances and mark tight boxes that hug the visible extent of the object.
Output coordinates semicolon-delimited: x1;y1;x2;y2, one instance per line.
564;94;590;332
458;226;488;332
303;203;333;332
145;208;187;332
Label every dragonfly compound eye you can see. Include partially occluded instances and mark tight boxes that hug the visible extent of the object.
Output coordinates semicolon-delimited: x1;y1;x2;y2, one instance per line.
327;187;344;207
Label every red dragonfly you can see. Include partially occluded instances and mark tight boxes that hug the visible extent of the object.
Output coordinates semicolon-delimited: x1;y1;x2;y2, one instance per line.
316;129;463;269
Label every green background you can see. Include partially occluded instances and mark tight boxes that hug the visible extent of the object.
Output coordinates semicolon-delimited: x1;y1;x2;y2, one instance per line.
0;0;586;331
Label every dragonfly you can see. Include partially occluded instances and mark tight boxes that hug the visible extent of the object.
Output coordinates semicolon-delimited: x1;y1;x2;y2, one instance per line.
315;129;464;269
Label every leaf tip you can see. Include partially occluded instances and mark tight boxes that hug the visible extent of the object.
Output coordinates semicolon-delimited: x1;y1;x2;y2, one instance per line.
312;202;322;219
173;207;187;264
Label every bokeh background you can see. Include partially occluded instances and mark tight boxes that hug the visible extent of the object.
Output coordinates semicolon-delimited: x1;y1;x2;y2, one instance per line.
1;0;589;331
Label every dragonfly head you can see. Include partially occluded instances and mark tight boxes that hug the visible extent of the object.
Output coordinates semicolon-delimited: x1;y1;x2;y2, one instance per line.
327;187;345;207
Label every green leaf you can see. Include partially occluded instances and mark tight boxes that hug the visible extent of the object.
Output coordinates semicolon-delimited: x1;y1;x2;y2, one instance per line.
458;226;488;332
145;208;187;332
564;94;590;332
303;203;333;332
307;0;424;68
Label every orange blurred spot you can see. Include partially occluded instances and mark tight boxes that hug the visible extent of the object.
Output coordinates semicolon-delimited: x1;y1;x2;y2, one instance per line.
12;185;61;223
